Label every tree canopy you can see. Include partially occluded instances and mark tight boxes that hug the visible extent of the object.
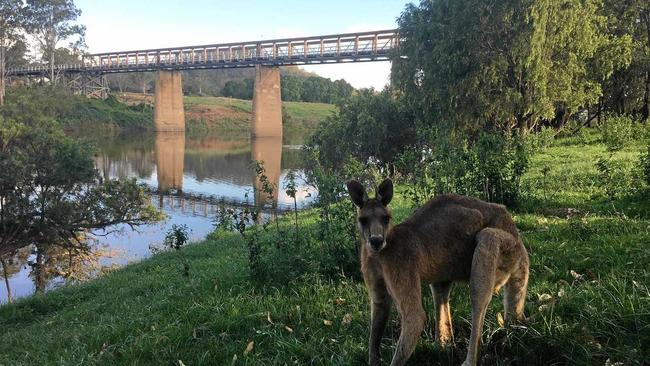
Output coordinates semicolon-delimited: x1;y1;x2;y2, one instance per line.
393;0;634;134
0;91;163;294
25;0;85;84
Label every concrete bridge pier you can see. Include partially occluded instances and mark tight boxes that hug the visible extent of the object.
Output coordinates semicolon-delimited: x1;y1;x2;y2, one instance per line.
251;66;283;138
154;70;185;132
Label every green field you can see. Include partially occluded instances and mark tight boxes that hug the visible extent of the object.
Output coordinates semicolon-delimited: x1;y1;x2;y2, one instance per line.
1;132;649;365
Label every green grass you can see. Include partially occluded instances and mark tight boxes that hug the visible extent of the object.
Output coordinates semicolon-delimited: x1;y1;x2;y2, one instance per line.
184;95;336;143
63;95;153;130
1;132;649;365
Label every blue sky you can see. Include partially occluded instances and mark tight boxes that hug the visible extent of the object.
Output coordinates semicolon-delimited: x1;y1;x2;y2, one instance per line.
75;0;413;89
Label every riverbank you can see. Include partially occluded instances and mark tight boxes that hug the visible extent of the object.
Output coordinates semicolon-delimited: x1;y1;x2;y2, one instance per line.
118;92;336;141
4;88;335;139
1;133;649;365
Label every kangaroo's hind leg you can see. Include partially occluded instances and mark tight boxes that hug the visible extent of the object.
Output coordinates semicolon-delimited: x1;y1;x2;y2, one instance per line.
430;282;454;346
463;228;514;366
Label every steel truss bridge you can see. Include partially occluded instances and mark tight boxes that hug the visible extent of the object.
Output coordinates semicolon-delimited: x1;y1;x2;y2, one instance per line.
7;30;398;78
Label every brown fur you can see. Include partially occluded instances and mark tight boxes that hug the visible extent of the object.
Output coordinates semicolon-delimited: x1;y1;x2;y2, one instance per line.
347;179;529;366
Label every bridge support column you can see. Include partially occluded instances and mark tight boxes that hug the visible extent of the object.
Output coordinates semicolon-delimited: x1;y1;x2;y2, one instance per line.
154;70;185;132
251;66;282;138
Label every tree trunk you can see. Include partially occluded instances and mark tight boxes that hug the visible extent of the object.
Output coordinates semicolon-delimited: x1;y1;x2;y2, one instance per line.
642;9;650;122
50;48;55;86
643;69;649;122
35;248;46;294
0;256;12;304
0;45;5;107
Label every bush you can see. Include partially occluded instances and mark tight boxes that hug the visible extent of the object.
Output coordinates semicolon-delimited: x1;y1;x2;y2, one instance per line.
396;130;529;207
640;145;650;187
595;156;638;209
307;89;417;172
527;126;556;152
600;115;635;152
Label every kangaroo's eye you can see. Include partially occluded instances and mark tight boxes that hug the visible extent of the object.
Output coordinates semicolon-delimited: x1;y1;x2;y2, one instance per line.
382;216;391;224
358;217;368;226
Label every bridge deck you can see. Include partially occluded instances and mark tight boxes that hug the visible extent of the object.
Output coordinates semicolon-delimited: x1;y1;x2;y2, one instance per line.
7;30;398;77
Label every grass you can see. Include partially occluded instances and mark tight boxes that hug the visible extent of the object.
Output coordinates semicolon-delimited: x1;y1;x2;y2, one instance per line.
117;93;336;142
1;131;649;365
183;95;336;142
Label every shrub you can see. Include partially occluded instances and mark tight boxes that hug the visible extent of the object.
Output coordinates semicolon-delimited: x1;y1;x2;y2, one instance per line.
595;156;637;209
527;126;556;152
396;130;529;207
163;224;191;278
306;89;417;172
640;145;650;187
600;115;635;152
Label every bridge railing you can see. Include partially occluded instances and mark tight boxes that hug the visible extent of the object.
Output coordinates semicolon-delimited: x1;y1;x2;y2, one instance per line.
6;29;398;76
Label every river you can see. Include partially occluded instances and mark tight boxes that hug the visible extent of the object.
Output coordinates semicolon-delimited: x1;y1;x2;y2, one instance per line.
0;130;316;304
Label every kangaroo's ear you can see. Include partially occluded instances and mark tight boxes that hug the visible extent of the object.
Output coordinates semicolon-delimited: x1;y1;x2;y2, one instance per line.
377;178;393;206
346;180;367;208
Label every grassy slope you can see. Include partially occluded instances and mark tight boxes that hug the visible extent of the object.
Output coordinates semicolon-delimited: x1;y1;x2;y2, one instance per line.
183;95;336;142
114;93;336;136
1;134;649;365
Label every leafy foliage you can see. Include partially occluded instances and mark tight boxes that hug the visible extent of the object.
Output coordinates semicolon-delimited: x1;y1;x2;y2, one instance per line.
0;92;163;290
639;144;650;187
25;0;86;84
307;89;416;171
396;130;530;207
601;0;650;120
393;0;632;133
219;74;354;104
599;114;636;152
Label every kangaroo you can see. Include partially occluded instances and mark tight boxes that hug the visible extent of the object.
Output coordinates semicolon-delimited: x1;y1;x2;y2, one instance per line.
347;178;529;366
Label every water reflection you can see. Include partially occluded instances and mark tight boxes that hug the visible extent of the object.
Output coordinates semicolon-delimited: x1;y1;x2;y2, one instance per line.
0;131;316;304
155;132;185;192
252;137;282;208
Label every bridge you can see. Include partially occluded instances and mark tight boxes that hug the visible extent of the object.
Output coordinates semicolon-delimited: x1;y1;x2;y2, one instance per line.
5;30;399;135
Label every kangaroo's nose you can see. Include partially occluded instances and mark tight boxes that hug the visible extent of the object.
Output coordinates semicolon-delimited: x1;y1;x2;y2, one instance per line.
369;236;384;250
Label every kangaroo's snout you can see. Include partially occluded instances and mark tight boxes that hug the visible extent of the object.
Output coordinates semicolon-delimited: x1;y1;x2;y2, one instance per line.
369;235;384;251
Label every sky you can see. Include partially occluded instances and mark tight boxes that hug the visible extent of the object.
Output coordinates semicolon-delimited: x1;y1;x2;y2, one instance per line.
74;0;413;89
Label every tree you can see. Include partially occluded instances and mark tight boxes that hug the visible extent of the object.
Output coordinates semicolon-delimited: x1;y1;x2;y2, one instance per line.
25;0;85;85
393;0;632;134
221;79;253;99
0;96;163;293
0;0;26;106
301;76;331;103
601;0;650;120
281;75;303;101
5;39;28;69
307;88;416;171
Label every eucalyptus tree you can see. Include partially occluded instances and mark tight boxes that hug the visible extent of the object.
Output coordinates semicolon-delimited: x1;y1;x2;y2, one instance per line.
0;0;26;106
25;0;85;85
393;0;632;134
